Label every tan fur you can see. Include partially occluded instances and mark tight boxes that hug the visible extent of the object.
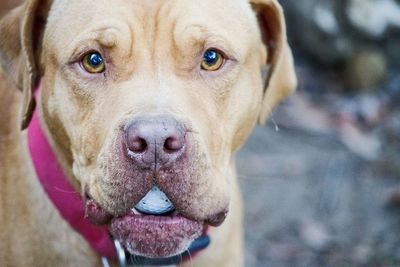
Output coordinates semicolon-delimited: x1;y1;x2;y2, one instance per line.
0;0;22;17
0;0;296;266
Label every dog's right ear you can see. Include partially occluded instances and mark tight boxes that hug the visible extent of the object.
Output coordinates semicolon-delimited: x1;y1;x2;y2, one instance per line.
250;0;297;124
0;0;50;130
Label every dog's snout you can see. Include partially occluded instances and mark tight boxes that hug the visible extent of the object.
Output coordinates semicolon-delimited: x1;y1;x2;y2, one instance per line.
124;116;186;170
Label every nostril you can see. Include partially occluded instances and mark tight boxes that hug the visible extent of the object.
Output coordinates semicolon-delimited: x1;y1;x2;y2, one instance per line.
124;116;186;166
128;136;148;153
164;136;184;153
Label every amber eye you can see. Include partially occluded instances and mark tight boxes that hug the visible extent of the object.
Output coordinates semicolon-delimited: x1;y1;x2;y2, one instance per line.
82;52;105;73
201;49;224;71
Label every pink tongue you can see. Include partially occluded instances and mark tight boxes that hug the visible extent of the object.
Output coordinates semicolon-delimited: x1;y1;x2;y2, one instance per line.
110;213;203;258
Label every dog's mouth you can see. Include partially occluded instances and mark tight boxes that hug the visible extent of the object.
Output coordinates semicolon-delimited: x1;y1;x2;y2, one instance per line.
110;211;204;258
85;186;205;258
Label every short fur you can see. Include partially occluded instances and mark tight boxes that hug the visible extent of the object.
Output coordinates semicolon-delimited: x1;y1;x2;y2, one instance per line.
0;0;296;266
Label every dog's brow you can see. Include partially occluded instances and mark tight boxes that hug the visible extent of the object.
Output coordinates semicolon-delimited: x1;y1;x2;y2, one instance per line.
66;23;133;61
89;26;128;47
174;25;237;57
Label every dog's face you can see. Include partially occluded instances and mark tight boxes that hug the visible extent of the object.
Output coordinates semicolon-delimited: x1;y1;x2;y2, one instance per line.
0;0;296;258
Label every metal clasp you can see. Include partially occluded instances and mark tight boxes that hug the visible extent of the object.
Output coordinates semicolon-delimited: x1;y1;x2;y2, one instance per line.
102;239;127;267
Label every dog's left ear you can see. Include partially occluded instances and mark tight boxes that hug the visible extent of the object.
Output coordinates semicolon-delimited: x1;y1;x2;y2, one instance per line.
0;0;51;130
250;0;297;124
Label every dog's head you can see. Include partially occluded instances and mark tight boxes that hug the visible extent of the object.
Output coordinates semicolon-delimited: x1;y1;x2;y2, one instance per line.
0;0;296;258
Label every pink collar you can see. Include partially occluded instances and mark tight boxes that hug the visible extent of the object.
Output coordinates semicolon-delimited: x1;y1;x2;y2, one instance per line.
27;89;117;259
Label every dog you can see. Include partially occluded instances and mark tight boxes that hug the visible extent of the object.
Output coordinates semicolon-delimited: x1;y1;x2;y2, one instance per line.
0;0;296;266
0;0;22;17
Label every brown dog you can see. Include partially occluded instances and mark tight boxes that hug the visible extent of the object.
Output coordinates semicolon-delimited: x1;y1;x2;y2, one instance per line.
0;0;22;17
0;0;296;266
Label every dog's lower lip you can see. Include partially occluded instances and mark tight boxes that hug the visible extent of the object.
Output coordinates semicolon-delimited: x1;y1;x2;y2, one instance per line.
109;211;204;258
84;198;204;257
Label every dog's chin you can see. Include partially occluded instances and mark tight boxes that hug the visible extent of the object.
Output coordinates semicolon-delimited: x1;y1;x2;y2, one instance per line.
85;198;204;258
109;211;204;258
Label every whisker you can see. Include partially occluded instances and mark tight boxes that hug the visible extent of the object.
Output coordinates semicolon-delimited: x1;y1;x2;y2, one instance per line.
52;186;79;194
129;253;135;265
186;129;200;135
271;116;280;132
185;248;194;267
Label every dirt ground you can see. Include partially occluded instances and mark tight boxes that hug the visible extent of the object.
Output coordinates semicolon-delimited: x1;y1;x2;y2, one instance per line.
238;117;400;267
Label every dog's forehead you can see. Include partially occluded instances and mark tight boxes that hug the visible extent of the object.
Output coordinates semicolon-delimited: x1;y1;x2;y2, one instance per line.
46;0;259;53
49;0;253;20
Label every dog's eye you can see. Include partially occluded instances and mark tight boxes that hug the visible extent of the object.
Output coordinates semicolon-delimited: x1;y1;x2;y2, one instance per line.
201;49;224;71
82;52;105;73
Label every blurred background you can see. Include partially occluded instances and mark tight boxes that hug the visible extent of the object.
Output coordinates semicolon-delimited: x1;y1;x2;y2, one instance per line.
1;0;400;266
239;0;400;266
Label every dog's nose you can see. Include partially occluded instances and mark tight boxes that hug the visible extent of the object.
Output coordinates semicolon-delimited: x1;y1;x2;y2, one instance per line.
124;116;186;170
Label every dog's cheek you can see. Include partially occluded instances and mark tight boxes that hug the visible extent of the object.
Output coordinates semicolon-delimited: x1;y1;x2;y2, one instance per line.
40;77;78;162
157;139;231;222
86;132;155;215
228;62;264;152
66;101;117;181
231;108;259;152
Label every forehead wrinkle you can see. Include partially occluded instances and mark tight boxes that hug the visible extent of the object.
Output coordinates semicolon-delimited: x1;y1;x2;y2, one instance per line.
151;0;177;72
173;24;205;56
79;28;119;49
47;0;139;54
59;24;133;62
172;23;240;63
166;1;253;59
147;3;162;74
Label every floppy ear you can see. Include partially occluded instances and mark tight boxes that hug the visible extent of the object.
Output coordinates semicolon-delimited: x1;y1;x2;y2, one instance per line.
250;0;297;124
0;0;50;129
